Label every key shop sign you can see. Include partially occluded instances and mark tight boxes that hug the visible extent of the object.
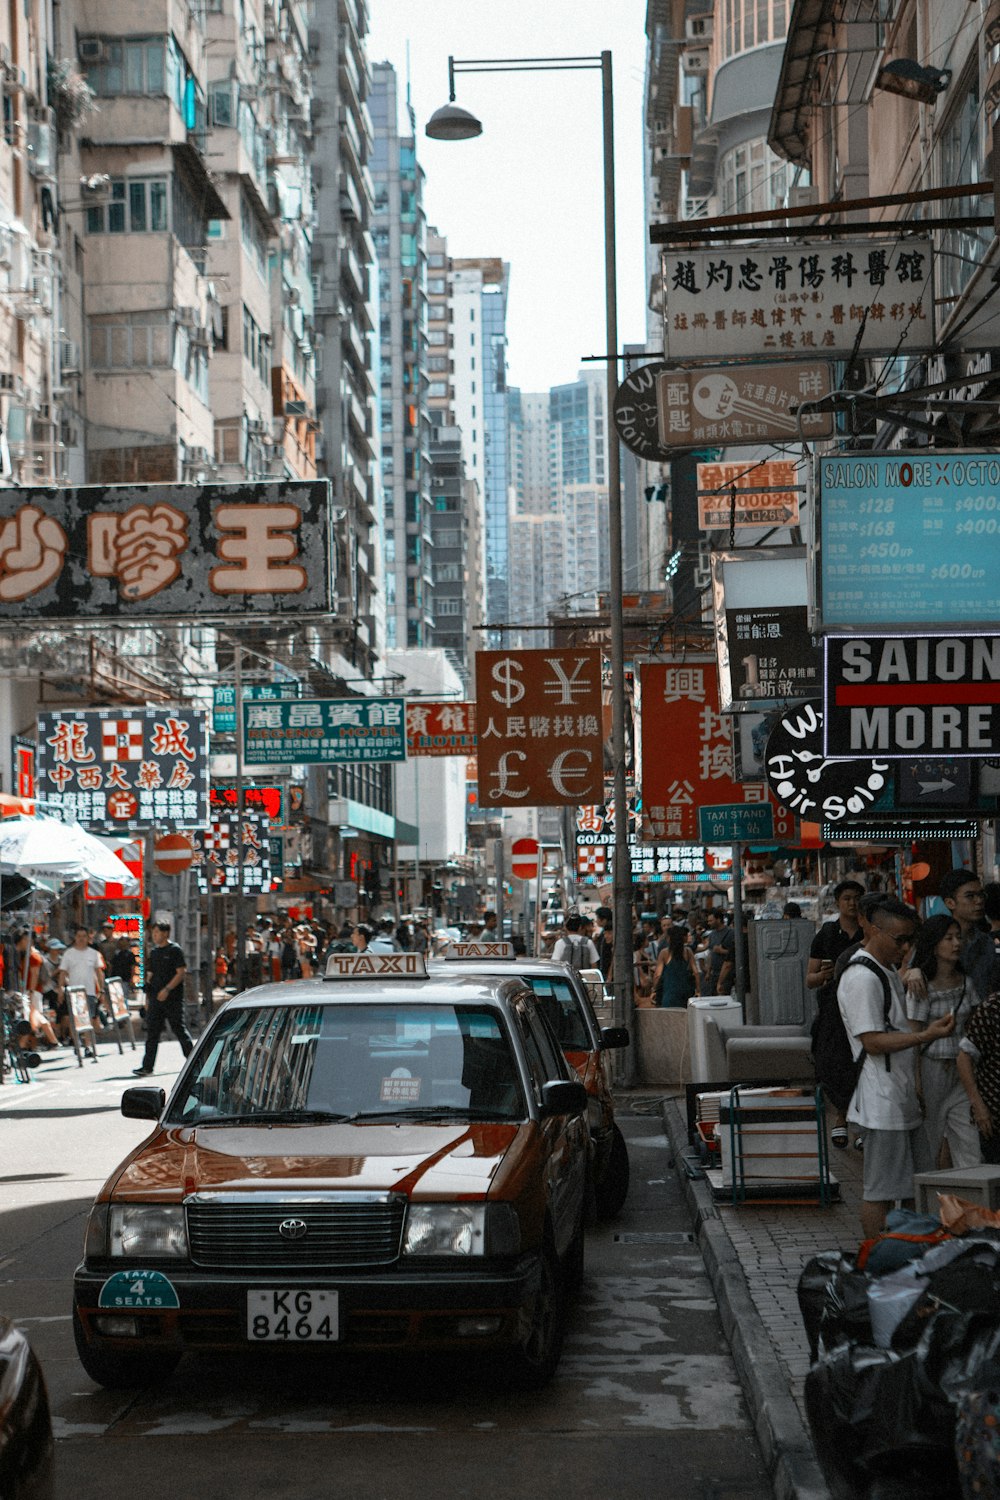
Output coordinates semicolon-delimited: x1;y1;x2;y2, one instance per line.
824;634;1000;759
639;657;795;843
475;649;604;808
406;701;477;756
36;707;209;828
243;697;407;766
657;362;833;450
0;481;331;620
662;238;934;361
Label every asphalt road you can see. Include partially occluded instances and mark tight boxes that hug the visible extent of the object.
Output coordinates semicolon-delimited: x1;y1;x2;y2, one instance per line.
2;1040;771;1500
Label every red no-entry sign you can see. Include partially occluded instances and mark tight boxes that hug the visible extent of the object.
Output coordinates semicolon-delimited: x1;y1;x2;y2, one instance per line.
511;837;541;880
153;832;194;876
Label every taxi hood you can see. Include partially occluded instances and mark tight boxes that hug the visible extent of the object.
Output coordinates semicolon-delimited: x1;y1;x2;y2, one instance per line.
110;1121;521;1202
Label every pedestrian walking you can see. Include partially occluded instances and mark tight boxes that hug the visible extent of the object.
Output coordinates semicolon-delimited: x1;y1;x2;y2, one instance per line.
905;913;981;1169
134;921;193;1077
808;880;864;1149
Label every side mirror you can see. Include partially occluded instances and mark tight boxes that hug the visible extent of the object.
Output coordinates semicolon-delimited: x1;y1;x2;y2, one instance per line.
121;1086;165;1120
600;1026;630;1050
540;1080;588;1117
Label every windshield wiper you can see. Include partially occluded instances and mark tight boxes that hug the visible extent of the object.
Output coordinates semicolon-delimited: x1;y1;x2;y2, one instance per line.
191;1109;359;1125
365;1105;516;1122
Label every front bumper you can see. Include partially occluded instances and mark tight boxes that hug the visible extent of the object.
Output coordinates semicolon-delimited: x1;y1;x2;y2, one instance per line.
73;1256;543;1354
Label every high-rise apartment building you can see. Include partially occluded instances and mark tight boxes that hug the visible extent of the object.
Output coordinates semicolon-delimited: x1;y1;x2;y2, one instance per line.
451;257;509;631
311;0;382;679
370;62;434;651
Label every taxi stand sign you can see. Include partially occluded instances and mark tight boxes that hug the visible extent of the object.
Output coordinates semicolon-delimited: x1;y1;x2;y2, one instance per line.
444;941;515;961
324;952;429;980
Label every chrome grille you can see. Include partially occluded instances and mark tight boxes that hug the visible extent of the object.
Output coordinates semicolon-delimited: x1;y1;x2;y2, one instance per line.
186;1193;406;1270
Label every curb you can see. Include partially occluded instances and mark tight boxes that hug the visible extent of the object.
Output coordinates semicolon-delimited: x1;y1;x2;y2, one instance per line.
662;1096;830;1500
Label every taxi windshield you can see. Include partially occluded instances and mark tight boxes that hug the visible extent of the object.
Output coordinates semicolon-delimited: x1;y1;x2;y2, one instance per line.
169;1004;526;1125
519;976;592;1051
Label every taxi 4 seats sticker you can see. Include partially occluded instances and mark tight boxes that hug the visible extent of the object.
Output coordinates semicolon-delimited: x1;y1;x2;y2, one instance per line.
98;1269;180;1310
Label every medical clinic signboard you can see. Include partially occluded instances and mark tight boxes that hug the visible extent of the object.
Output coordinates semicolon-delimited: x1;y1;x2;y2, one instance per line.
818;451;1000;628
824;634;1000;759
36;707;209;828
243;698;406;766
662;239;934;362
0;481;331;620
639;658;796;842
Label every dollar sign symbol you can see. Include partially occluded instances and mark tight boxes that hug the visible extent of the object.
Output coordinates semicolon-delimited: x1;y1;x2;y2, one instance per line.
491;658;525;707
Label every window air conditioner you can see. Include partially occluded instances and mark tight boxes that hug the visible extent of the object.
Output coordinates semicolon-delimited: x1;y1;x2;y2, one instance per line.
78;37;107;64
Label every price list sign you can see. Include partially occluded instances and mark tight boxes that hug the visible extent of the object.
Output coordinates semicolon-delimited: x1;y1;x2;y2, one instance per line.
819;452;1000;629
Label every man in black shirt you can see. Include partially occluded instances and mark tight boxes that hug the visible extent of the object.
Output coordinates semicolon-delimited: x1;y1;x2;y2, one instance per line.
134;921;193;1077
807;880;864;1146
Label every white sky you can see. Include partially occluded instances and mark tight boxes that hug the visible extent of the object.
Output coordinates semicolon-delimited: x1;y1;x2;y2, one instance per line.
366;0;650;394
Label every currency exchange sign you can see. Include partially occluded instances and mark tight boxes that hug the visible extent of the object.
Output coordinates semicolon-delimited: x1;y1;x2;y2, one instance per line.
475;649;604;808
36;706;209;829
639;658;795;842
243;697;406;766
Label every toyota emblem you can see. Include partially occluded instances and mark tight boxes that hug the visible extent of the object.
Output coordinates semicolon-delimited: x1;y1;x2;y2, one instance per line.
278;1218;308;1241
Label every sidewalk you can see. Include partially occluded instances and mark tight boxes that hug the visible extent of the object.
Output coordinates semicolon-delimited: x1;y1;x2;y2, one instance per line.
662;1090;865;1500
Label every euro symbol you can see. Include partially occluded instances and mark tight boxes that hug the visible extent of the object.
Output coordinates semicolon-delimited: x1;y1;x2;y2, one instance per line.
549;749;593;798
490;751;529;800
490;658;526;708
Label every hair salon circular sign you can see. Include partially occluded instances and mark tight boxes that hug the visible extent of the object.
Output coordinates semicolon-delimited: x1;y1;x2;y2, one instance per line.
763;701;890;822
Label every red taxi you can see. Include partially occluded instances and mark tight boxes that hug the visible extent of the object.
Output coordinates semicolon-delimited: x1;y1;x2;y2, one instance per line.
73;952;588;1391
431;944;630;1218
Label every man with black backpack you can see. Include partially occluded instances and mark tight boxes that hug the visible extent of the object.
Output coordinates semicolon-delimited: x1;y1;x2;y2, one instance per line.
838;897;955;1238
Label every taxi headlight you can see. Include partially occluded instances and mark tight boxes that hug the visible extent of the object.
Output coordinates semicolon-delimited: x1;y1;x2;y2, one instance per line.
108;1204;188;1259
402;1203;520;1257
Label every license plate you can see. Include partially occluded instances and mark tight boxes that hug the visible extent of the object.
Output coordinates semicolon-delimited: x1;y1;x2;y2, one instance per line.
246;1289;339;1342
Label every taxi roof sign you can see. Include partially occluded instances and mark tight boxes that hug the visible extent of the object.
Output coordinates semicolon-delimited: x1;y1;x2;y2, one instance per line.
445;941;515;961
324;952;429;980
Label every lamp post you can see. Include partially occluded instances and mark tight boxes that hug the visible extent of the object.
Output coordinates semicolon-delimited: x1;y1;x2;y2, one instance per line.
426;52;633;1047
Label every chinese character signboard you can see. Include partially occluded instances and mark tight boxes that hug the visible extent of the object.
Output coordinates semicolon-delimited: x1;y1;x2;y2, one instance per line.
213;683;300;734
823;633;1000;759
243;697;406;766
662;239;934;361
0;481;331;620
711;548;819;712
210;784;287;823
36;708;209;828
405;702;477;756
697;460;802;530
819;452;1000;628
639;658;795;842
192;813;273;893
475;649;604;808
657;363;833;450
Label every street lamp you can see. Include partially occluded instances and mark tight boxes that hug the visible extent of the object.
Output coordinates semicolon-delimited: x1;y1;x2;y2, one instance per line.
426;52;634;1043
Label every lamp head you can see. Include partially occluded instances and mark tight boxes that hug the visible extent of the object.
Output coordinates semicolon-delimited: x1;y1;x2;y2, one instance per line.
425;103;483;141
875;58;951;105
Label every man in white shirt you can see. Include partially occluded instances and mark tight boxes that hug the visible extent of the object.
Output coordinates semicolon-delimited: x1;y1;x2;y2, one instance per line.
838;897;955;1237
57;926;107;1035
552;914;599;971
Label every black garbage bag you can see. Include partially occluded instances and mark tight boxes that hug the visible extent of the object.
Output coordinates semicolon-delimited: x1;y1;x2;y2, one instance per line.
797;1250;874;1361
891;1240;1000;1354
805;1341;959;1500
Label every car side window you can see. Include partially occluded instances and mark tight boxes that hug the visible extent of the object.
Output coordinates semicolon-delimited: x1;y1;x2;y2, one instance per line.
516;997;564;1090
512;1007;550;1105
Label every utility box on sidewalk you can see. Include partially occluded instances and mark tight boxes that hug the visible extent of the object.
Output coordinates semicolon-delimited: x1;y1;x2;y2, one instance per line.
914;1165;1000;1215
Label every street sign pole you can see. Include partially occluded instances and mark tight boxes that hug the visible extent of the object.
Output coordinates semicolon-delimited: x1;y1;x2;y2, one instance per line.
234;641;246;991
534;847;544;958
730;841;746;1010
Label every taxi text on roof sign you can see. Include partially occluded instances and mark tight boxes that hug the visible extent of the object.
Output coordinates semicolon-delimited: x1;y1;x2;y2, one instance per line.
445;941;515;960
323;952;429;980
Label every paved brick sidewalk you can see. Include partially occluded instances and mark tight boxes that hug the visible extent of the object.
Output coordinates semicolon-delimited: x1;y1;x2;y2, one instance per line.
662;1090;866;1500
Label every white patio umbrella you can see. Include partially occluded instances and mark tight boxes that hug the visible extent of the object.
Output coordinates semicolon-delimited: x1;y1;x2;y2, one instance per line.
0;816;141;893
